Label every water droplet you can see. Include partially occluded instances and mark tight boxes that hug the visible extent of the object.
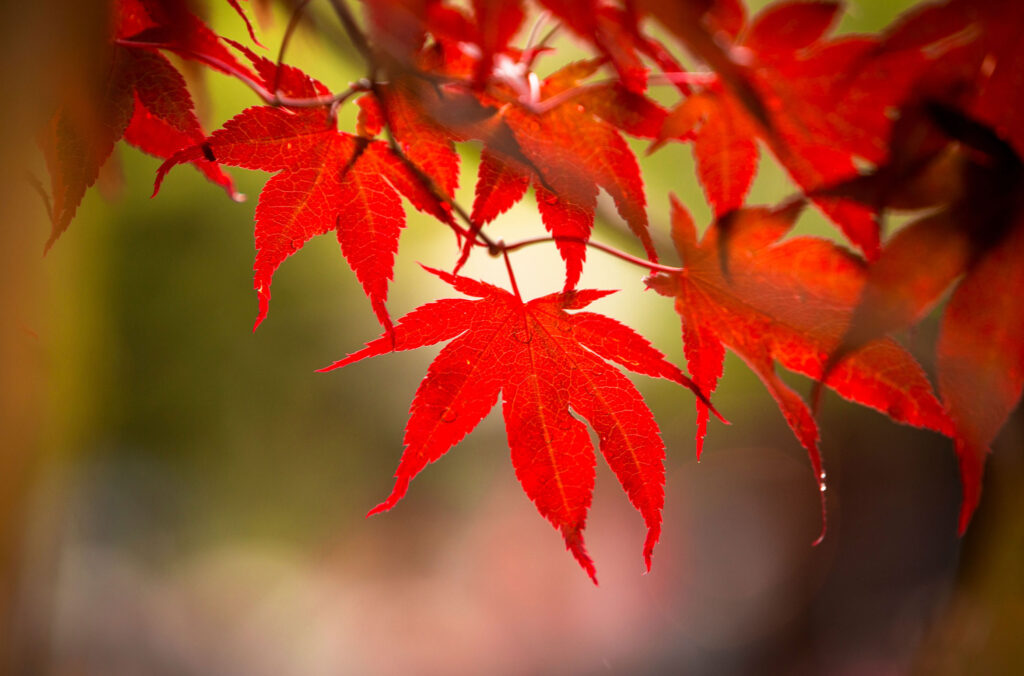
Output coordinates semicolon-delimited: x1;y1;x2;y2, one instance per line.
819;471;827;481
556;318;573;334
440;407;458;423
819;483;827;492
290;236;304;251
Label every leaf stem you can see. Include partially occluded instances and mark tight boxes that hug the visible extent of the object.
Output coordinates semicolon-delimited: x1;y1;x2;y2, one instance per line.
503;249;523;302
520;12;555;68
273;0;314;96
116;40;367;109
325;0;375;72
497;236;682;274
318;0;499;251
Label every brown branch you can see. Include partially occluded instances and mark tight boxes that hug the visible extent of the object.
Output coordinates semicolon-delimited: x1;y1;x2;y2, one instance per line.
325;0;375;72
115;40;367;109
273;0;314;96
491;235;678;274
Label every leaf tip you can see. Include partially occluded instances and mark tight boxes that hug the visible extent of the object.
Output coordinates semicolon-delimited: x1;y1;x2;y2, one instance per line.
643;525;661;573
253;280;272;332
366;503;389;518
367;477;411;518
955;439;988;536
563;525;598;584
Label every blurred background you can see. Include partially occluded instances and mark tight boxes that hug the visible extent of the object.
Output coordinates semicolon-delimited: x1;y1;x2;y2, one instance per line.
2;1;1022;674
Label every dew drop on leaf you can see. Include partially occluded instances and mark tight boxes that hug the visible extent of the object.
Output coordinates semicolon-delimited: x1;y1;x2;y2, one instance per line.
440;407;458;423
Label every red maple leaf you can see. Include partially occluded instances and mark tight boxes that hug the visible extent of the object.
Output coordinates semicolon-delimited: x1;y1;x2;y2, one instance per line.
645;197;953;538
321;266;710;582
535;0;657;93
470;59;657;290
117;0;258;80
155;57;453;331
424;0;527;89
649;1;898;258
356;82;460;203
39;0;239;249
871;0;1024;159
821;102;1024;533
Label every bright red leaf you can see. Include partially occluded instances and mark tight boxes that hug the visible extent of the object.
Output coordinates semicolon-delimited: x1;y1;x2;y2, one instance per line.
650;1;900;256
155;60;451;330
357;82;461;202
536;1;653;92
470;60;657;290
321;266;709;582
645;197;953;538
118;0;257;80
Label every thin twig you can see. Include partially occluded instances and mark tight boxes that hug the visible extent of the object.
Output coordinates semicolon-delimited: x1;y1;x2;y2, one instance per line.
524;23;561;68
519;11;550;67
273;0;314;96
503;249;522;302
498;236;680;274
115;40;366;108
325;0;375;72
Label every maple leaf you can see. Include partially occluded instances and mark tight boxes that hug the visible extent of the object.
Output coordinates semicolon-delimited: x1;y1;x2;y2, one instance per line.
155;59;451;330
225;0;263;47
645;197;953;538
470;59;657;291
321;267;710;582
820;102;1024;533
424;0;527;89
648;1;899;257
356;82;460;203
869;0;1024;159
535;0;654;93
117;0;257;80
39;0;239;249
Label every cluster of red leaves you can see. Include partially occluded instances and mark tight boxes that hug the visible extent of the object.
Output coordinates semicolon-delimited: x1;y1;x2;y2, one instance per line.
36;0;1023;581
39;0;255;249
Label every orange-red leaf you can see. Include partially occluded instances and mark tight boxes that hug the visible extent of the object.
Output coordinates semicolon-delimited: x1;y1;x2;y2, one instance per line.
646;197;952;538
938;220;1024;533
470;61;656;289
649;1;899;257
823;103;1024;533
